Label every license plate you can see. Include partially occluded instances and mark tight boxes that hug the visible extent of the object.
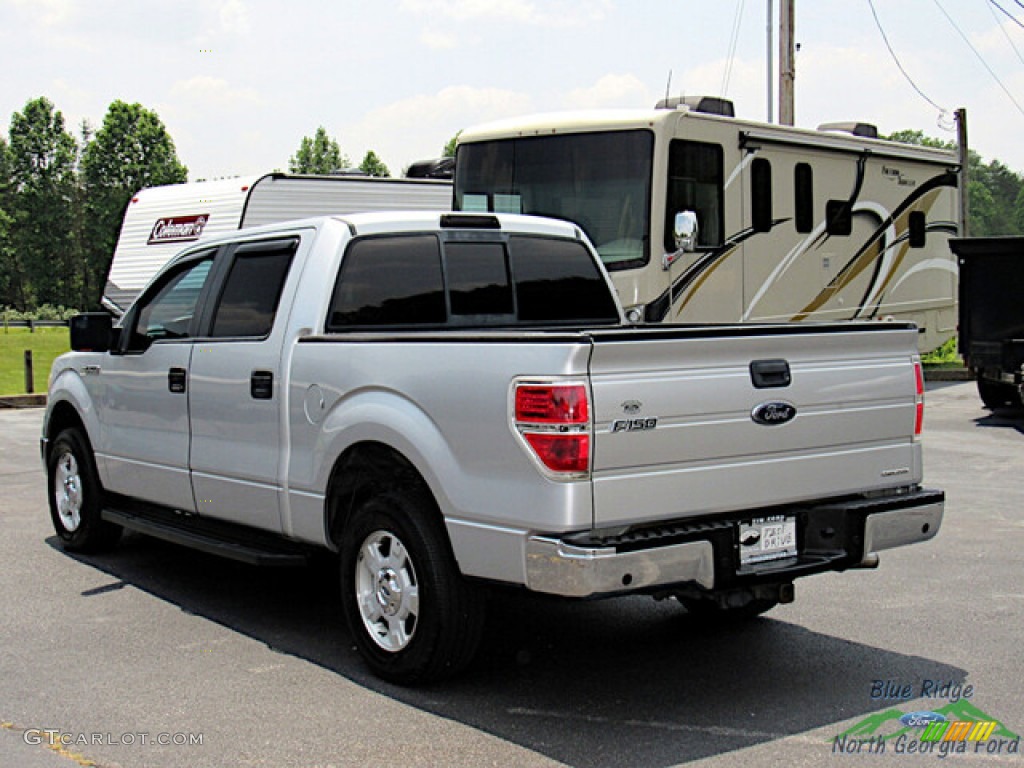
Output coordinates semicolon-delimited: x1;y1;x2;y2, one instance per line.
738;515;797;566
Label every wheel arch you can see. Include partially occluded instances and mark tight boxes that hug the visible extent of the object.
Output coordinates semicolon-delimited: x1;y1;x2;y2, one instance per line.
44;398;93;463
324;441;446;553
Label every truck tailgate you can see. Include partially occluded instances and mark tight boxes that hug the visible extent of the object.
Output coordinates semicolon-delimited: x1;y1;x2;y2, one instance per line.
587;324;922;528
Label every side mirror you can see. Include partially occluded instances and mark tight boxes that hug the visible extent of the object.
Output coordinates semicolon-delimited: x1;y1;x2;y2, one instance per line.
70;313;114;353
663;210;699;270
674;210;699;252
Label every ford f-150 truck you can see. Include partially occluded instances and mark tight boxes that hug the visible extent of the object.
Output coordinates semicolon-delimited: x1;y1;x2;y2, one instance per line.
43;212;944;684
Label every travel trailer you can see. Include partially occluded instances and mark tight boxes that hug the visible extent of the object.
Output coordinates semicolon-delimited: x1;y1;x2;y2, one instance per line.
103;173;452;314
454;98;962;351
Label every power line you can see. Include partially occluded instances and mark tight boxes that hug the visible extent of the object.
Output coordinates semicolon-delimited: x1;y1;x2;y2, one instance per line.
934;0;1024;119
988;0;1024;33
721;0;746;97
867;0;947;114
987;0;1024;67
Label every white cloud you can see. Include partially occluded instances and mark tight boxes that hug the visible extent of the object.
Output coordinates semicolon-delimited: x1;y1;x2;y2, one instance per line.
565;74;652;109
218;0;252;36
169;76;265;111
420;27;458;50
10;0;75;26
400;0;609;27
346;85;533;171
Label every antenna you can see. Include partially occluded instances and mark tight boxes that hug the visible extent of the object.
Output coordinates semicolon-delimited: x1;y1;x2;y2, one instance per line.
665;70;673;104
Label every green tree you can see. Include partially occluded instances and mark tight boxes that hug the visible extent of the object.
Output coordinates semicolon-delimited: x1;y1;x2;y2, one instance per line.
358;150;390;178
443;130;462;158
289;126;348;174
7;97;78;309
80;101;188;308
0;135;17;308
886;128;1023;237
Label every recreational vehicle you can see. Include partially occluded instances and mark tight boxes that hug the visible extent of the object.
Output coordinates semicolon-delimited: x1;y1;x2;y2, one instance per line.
103;173;452;314
454;99;961;351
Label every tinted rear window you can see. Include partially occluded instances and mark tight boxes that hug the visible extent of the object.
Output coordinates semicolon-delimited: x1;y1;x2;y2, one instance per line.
328;235;445;328
509;236;620;323
327;233;618;330
445;242;514;317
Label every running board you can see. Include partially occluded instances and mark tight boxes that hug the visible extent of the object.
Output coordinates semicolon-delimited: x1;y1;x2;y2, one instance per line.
101;506;311;567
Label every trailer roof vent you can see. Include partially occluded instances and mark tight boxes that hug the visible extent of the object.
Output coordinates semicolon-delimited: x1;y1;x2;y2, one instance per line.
655;96;735;117
817;121;879;139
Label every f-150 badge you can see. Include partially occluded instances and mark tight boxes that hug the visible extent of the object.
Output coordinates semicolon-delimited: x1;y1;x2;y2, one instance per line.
611;417;658;433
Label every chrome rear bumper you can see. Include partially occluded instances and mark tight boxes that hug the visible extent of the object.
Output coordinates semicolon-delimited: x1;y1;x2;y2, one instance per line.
524;489;944;598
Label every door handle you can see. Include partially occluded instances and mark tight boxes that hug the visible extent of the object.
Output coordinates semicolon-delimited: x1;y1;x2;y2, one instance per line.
250;370;274;400
168;367;187;394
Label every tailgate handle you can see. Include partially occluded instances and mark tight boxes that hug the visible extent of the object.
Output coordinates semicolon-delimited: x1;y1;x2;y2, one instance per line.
750;359;791;389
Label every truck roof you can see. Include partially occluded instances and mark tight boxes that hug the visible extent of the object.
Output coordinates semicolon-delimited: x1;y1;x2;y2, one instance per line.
170;211;588;248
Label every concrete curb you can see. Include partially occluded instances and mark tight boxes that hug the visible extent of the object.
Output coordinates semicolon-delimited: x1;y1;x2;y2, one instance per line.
923;366;972;382
0;394;47;409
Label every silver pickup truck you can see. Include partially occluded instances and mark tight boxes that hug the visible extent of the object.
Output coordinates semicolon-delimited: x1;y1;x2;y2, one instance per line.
43;212;944;684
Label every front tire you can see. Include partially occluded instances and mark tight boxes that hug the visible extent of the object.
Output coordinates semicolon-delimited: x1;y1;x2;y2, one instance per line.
47;428;121;552
339;488;484;685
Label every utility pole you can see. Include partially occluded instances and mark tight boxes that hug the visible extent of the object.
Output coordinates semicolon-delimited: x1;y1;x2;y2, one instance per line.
779;0;795;125
956;108;969;237
766;0;774;123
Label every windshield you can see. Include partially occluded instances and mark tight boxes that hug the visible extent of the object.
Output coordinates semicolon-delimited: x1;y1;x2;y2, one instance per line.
454;130;653;270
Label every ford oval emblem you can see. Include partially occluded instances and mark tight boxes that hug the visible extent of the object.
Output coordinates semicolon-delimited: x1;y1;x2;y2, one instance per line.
751;401;797;426
899;711;947;729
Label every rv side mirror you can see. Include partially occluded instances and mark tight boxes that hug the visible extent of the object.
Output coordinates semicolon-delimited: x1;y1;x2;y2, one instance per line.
674;210;699;252
70;313;114;353
664;210;699;269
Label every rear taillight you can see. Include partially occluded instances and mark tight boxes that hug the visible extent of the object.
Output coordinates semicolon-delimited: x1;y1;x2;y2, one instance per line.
914;360;925;438
513;382;591;476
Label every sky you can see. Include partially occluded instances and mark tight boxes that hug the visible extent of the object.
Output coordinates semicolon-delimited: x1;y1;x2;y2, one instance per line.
3;0;1024;181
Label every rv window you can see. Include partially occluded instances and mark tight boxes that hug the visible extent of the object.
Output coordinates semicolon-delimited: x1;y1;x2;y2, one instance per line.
751;158;772;233
454;131;653;271
210;239;298;338
908;211;926;248
826;199;852;237
665;140;724;251
794;163;814;233
328;235;446;329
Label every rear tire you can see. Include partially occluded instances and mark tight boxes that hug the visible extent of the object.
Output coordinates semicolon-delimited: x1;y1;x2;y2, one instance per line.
339;487;484;685
977;377;1024;411
47;428;121;552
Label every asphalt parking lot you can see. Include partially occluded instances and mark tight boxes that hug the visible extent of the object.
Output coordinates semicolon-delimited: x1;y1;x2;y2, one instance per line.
1;381;1022;768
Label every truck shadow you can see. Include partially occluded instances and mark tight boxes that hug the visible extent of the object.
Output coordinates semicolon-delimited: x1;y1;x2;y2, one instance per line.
974;410;1024;436
55;533;965;768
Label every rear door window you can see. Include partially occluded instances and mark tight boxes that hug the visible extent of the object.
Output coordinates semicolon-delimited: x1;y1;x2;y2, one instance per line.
327;235;446;329
209;238;298;338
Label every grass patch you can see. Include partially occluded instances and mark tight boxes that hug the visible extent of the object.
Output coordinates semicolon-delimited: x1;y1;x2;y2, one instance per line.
921;337;961;366
0;326;70;395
